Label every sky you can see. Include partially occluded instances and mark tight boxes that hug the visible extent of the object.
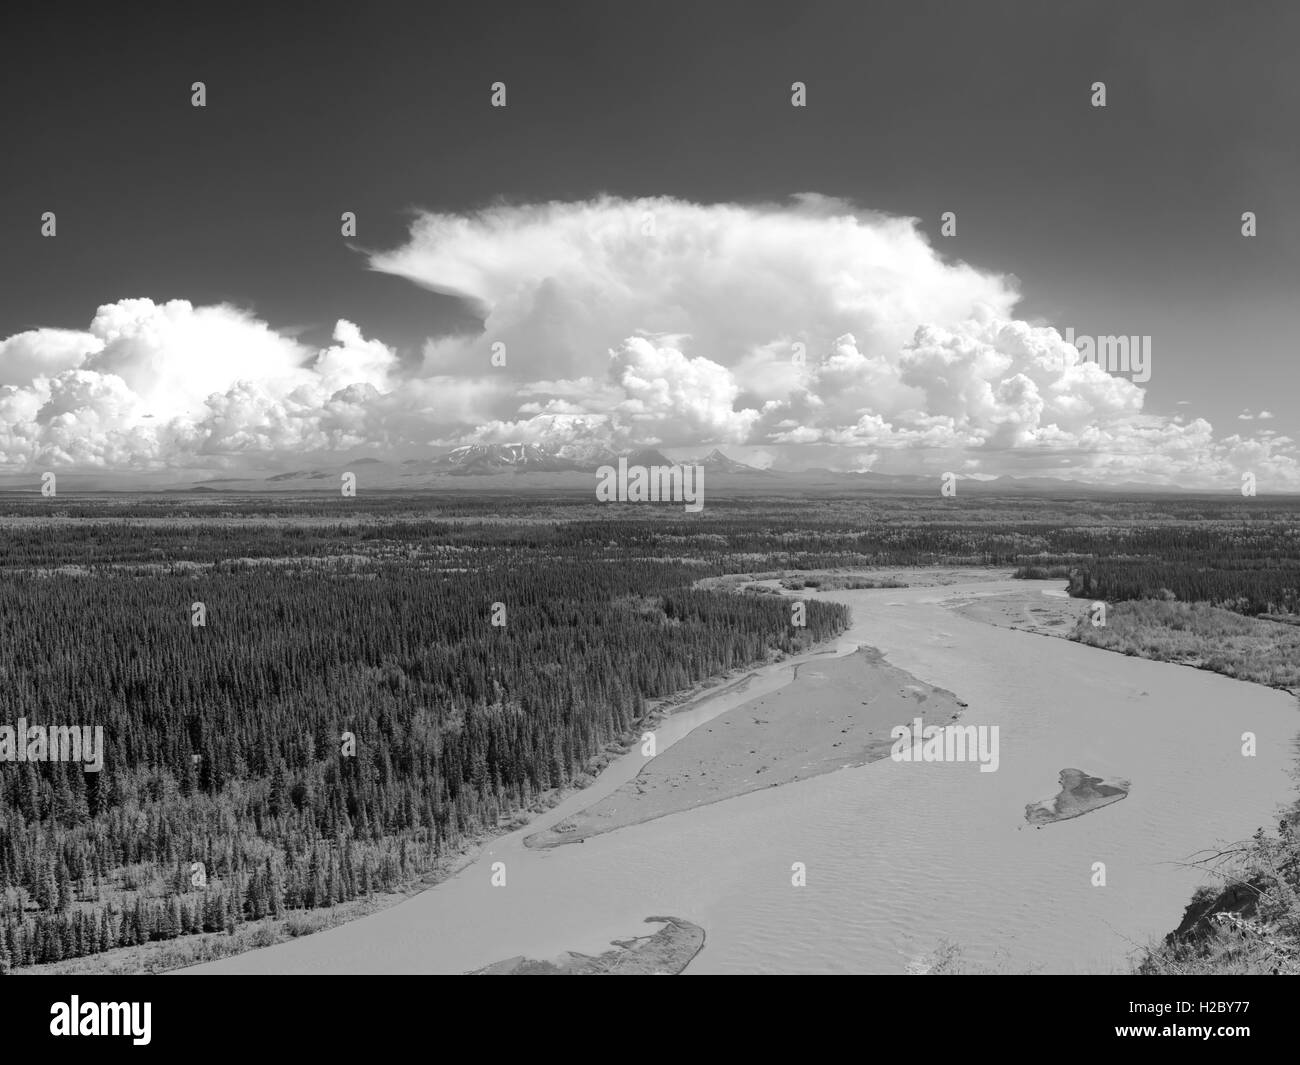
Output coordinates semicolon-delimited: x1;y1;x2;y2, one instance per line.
2;0;1297;488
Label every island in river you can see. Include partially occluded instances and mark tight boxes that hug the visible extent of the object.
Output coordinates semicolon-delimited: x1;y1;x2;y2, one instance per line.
1026;768;1131;825
469;917;704;974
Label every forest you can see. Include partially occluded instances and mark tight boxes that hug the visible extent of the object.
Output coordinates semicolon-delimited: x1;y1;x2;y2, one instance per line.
0;501;851;969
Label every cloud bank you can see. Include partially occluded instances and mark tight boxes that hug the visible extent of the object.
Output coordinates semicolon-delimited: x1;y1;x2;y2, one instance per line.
0;195;1294;488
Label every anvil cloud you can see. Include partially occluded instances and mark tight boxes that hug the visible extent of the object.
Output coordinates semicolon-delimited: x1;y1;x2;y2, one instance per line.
0;195;1294;488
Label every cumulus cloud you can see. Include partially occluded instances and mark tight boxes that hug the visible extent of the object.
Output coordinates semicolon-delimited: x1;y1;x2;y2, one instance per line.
608;336;759;444
0;196;1295;488
0;328;98;387
0;299;401;469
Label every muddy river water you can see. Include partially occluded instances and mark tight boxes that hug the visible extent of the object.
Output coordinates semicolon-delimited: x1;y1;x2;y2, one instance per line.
187;576;1298;974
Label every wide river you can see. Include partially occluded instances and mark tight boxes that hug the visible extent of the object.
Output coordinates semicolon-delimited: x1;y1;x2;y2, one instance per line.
188;576;1299;974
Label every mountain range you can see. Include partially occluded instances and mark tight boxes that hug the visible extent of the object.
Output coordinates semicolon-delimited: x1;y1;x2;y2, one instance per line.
0;444;1275;495
420;443;770;476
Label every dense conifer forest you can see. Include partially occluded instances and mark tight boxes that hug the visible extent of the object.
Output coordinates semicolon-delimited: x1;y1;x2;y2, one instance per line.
0;500;852;969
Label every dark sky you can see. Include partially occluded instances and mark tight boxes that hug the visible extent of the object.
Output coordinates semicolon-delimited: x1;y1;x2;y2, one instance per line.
4;0;1297;432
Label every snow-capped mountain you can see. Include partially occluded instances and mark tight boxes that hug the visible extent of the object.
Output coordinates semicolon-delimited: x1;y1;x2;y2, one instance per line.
437;443;581;474
694;448;767;473
433;444;768;475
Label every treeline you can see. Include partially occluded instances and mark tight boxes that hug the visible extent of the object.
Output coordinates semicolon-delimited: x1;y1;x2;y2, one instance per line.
0;816;419;969
0;543;848;969
1010;520;1300;615
1064;562;1300;616
5;495;1297;596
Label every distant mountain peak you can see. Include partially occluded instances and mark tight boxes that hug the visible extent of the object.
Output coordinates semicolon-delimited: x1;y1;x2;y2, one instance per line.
624;448;674;467
698;448;765;473
439;442;578;474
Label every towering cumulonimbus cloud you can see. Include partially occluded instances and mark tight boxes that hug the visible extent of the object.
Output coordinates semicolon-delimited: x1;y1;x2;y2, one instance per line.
0;196;1295;487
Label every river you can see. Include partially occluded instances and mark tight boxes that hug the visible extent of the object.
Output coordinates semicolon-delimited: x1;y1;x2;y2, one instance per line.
186;576;1299;974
